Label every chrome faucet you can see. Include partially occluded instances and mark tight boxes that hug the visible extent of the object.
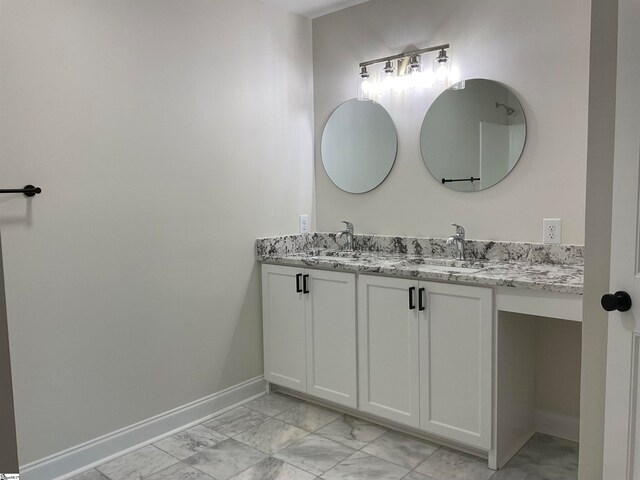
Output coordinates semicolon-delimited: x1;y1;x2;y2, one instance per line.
446;223;466;261
338;221;354;251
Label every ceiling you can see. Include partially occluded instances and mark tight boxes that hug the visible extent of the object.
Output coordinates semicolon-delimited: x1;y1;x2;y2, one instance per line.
261;0;372;19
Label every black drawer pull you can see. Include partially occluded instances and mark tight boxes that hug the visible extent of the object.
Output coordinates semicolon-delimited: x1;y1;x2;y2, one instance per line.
296;273;302;293
303;274;310;294
419;288;426;311
409;287;416;310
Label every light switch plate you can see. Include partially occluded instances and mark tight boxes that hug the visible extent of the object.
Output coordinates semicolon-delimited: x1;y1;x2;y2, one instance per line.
299;214;310;234
543;218;562;244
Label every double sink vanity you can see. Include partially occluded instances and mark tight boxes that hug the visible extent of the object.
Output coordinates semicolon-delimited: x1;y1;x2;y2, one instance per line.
256;229;583;471
266;51;584;472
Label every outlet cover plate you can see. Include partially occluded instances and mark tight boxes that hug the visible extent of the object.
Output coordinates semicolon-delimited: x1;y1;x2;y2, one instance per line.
299;214;310;234
543;218;562;244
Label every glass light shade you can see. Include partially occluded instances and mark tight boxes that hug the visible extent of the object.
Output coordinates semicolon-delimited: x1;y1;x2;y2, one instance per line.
407;60;422;90
379;71;396;97
358;72;373;101
357;66;374;101
433;50;452;86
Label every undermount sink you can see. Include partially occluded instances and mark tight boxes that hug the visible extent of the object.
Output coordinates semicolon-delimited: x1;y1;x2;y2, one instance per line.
303;249;363;258
401;263;485;274
303;249;393;260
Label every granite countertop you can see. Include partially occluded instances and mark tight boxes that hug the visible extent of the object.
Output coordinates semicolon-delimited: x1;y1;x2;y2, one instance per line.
256;234;584;295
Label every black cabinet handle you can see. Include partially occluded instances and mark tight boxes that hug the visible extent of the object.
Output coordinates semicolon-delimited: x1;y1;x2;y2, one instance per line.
419;288;426;311
303;274;310;294
601;291;632;312
409;287;416;310
296;273;302;293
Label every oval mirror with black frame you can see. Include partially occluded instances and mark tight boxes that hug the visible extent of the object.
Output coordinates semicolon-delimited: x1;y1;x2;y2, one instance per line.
420;79;526;192
321;99;398;194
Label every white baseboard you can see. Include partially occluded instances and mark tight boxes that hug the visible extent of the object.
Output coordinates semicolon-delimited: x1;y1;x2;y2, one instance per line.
20;376;266;480
534;409;580;443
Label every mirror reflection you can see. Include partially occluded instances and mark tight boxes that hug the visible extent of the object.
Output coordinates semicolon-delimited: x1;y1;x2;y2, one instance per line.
420;79;526;192
321;99;398;194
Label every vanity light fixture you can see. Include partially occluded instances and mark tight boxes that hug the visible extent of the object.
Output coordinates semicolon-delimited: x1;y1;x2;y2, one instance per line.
358;43;459;100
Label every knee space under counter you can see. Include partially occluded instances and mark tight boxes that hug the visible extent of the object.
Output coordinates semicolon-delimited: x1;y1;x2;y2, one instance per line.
496;311;581;468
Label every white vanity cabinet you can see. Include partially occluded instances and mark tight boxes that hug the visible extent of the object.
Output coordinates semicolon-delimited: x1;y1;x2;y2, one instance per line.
261;264;357;408
357;274;492;449
419;282;492;449
262;265;307;391
357;275;421;427
262;265;493;450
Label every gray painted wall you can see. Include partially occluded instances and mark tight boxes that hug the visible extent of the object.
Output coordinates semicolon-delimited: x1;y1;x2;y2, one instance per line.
0;0;313;464
536;317;582;419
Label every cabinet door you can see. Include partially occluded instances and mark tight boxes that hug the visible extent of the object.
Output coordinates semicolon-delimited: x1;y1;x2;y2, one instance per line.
262;264;306;392
419;282;493;449
306;269;357;408
358;275;420;427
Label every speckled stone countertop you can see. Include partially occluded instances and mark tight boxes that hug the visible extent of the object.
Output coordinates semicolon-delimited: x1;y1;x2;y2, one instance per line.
256;233;584;295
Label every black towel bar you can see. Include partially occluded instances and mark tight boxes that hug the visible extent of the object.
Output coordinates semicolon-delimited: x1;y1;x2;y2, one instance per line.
442;177;480;184
0;185;42;197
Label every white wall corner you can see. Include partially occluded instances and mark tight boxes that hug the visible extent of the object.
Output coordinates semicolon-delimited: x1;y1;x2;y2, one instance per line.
20;376;266;480
534;409;580;443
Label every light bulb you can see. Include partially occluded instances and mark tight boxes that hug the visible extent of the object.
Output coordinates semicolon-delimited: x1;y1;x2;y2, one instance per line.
381;74;394;96
359;78;373;101
408;71;420;90
379;77;392;96
407;55;423;90
378;60;396;96
436;63;448;81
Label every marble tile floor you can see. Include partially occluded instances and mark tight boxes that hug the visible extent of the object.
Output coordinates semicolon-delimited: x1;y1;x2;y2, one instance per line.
72;392;578;480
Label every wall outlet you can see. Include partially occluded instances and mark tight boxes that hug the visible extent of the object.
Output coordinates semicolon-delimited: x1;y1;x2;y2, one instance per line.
299;214;310;234
543;218;562;244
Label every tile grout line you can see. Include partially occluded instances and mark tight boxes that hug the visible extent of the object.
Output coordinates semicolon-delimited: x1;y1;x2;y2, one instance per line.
251;398;438;479
122;406;401;480
178;396;316;480
240;397;352;479
94;444;184;480
264;394;448;472
258;395;441;479
142;420;234;479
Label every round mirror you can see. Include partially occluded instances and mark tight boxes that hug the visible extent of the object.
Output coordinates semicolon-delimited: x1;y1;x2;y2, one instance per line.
321;99;398;193
420;79;526;192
